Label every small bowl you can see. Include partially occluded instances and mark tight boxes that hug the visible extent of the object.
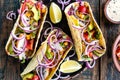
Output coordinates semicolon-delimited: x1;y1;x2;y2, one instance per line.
104;0;120;24
112;34;120;72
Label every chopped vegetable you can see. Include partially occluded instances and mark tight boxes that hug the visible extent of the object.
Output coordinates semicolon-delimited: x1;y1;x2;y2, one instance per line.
81;55;93;61
26;39;34;50
23;73;34;80
93;51;101;57
78;5;87;13
95;31;100;39
31;6;40;21
8;44;14;54
88;23;94;31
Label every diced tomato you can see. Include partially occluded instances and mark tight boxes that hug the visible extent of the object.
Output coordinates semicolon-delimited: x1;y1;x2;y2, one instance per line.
83;32;89;41
21;3;27;13
26;39;34;50
116;46;120;58
89;52;93;58
78;6;87;13
32;75;39;80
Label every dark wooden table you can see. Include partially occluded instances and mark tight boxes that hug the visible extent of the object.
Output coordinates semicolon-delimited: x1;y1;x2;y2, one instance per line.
0;0;120;80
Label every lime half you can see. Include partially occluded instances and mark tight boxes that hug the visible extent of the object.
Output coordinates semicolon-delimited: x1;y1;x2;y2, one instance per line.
59;60;82;73
49;2;62;24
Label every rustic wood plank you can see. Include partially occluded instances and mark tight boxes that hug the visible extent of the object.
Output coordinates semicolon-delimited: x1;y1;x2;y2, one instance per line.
100;0;120;80
0;0;21;80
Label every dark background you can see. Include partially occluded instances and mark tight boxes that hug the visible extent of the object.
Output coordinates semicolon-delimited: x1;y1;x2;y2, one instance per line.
0;0;120;80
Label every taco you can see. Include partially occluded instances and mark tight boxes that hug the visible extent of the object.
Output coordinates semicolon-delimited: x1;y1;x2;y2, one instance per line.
5;0;48;61
64;1;106;61
20;29;73;80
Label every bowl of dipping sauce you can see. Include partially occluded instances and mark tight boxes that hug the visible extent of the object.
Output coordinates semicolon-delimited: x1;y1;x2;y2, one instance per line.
104;0;120;24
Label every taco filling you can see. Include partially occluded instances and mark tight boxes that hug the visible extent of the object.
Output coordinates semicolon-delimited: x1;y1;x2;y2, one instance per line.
65;1;106;62
6;0;47;61
21;29;73;80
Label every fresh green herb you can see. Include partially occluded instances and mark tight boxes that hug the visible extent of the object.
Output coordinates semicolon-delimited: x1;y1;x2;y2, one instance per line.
84;15;89;20
16;28;24;33
46;50;53;60
21;58;26;64
9;44;14;54
87;23;94;31
60;42;65;47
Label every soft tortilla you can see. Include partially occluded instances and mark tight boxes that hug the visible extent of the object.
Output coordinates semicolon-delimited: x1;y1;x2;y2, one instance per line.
21;29;73;80
5;3;48;59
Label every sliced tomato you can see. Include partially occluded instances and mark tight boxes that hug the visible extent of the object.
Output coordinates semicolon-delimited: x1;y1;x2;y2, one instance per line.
83;32;89;41
78;5;87;13
26;39;34;50
32;75;39;80
89;52;93;58
21;0;34;12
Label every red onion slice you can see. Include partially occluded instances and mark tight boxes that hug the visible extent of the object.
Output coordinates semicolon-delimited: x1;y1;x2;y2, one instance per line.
17;22;39;33
48;34;58;50
81;27;99;45
86;59;95;68
11;32;26;40
51;70;61;80
38;50;57;66
6;11;16;20
44;21;53;29
37;50;61;68
12;38;27;55
84;41;99;55
57;0;71;10
44;51;61;68
36;65;44;80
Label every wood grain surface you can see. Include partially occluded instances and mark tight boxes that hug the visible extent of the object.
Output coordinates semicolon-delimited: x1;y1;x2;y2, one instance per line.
0;0;120;80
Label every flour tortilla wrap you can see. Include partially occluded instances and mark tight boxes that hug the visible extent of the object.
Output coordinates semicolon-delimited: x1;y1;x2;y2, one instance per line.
21;29;73;80
64;1;106;61
5;0;48;60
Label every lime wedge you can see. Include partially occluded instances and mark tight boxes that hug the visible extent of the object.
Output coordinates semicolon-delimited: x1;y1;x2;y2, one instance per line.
49;2;62;24
59;60;82;73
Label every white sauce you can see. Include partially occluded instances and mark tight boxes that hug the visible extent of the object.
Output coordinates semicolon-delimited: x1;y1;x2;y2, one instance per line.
17;38;26;60
106;0;120;21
